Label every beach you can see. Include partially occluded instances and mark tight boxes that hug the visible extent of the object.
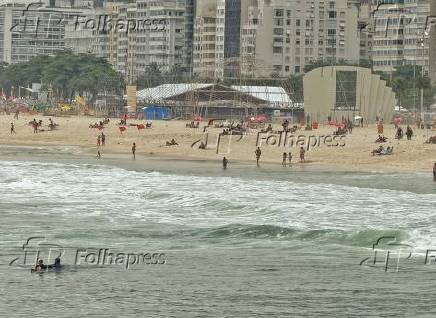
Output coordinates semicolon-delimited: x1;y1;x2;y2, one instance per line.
0;114;435;173
1;114;436;317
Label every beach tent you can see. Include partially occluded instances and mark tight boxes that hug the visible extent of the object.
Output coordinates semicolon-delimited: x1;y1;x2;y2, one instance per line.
143;106;171;120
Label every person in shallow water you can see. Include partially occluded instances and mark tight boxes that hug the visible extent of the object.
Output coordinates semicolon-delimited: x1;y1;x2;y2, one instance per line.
33;259;47;271
255;147;261;167
48;257;62;269
282;152;287;167
222;157;228;169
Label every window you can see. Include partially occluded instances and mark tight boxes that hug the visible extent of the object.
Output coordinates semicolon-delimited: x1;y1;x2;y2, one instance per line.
328;11;336;19
273;47;283;53
275;9;284;17
275;19;284;26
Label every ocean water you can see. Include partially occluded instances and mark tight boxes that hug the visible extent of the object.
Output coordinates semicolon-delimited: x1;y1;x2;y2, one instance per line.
0;159;436;317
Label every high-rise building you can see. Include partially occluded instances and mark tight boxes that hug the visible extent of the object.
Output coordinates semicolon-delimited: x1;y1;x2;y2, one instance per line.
371;0;430;73
357;0;373;62
240;0;360;78
66;0;194;82
194;0;360;79
0;0;92;64
192;0;226;78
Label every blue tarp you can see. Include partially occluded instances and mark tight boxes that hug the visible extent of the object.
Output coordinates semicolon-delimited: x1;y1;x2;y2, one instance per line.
144;106;171;120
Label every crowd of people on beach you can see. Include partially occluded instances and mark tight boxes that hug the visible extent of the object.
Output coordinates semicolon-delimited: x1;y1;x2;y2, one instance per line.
3;110;436;180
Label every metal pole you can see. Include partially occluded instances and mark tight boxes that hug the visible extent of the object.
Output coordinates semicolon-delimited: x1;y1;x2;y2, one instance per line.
413;45;416;118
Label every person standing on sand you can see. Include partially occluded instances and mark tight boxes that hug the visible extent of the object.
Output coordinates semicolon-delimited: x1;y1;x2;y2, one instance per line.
282;152;287;166
132;142;136;160
97;135;101;147
288;152;292;166
10;122;15;134
255;147;262;167
223;157;228;169
32;119;38;134
300;146;305;162
14;109;19;120
433;163;436;181
101;132;106;146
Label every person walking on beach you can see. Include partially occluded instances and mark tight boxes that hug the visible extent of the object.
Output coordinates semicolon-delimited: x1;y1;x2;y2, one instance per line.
288;152;292;166
255;147;262;167
406;126;413;140
32;119;38;134
132;142;136;160
101;132;106;146
97;135;101;147
300;146;305;162
10;122;15;134
222;157;228;169
433;163;436;181
282;152;287;167
14;109;19;120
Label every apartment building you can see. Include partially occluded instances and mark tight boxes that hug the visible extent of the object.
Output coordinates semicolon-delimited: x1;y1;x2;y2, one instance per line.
357;0;373;61
66;0;193;82
239;0;360;78
0;0;92;64
192;0;226;78
371;0;430;73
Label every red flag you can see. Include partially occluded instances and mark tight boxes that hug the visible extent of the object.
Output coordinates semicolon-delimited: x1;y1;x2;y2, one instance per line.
137;124;145;130
119;126;127;133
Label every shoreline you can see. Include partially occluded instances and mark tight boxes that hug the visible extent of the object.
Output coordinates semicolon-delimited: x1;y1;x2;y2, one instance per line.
1;115;435;174
0;142;430;175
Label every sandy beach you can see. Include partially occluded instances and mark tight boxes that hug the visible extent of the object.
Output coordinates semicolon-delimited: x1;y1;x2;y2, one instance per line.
0;114;435;172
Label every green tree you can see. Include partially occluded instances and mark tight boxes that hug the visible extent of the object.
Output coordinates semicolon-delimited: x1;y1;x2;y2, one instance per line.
289;74;304;102
392;78;408;107
0;51;125;102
